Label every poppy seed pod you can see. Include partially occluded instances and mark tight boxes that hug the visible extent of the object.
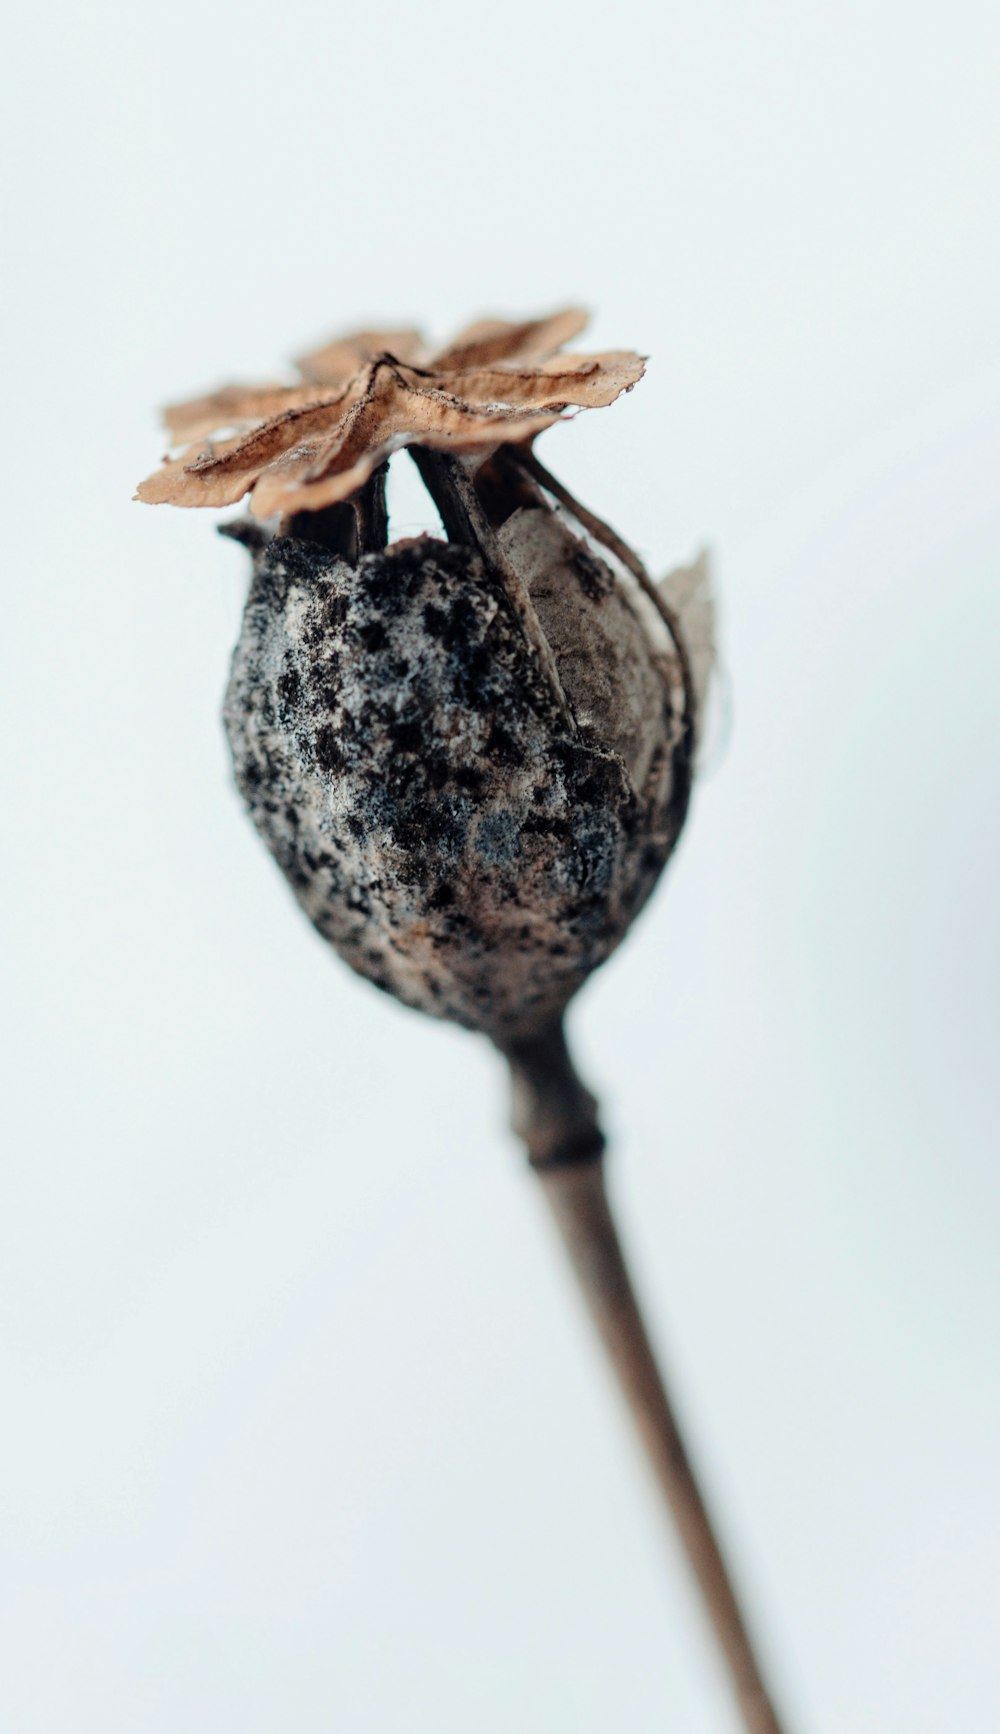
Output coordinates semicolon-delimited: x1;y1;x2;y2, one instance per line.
223;458;699;1047
137;308;713;1054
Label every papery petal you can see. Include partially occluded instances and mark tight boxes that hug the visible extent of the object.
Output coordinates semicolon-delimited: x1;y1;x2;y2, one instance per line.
138;391;356;508
432;308;588;370
414;407;564;449
247;370;564;516
534;349;647;404
186;395;357;477
164;382;336;445
136;436;266;508
322;368;563;466
249;446;397;518
138;312;644;517
428;351;645;411
295;328;428;384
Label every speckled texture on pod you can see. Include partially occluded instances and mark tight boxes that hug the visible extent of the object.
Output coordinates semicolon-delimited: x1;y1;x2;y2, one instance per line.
223;507;691;1044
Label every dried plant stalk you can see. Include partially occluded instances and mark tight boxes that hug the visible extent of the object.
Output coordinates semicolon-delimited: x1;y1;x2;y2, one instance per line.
508;1018;790;1734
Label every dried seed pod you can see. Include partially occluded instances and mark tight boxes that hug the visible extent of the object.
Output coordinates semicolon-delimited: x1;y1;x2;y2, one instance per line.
134;317;797;1734
223;459;694;1045
137;309;711;1049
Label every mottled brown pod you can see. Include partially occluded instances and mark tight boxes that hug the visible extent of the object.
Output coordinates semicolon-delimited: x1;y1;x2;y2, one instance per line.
138;309;710;1048
223;462;692;1047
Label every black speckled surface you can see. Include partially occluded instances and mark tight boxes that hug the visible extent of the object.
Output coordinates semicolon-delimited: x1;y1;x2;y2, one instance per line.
223;509;690;1043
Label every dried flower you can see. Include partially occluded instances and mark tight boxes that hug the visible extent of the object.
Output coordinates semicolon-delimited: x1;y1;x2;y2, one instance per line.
136;308;711;1061
136;309;644;519
134;315;795;1734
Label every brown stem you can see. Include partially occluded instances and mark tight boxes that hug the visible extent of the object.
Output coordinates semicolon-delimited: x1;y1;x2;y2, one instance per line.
282;500;359;560
504;1018;791;1734
353;461;389;554
278;465;387;561
503;1018;605;1171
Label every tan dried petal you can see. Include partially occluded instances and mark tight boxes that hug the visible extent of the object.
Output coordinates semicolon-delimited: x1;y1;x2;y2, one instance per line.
137;308;645;516
248;370;564;517
432;308;588;370
249;448;393;518
136;435;260;509
296;327;428;385
164;382;335;445
436;352;645;410
185;392;359;480
138;386;368;508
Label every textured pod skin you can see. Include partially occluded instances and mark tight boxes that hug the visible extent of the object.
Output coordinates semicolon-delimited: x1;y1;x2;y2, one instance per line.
223;506;691;1044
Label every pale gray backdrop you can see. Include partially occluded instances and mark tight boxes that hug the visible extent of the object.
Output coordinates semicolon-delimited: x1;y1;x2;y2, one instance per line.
2;2;998;1730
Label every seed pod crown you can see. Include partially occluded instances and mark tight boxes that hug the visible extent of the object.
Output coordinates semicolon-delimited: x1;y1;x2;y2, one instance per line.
137;309;644;519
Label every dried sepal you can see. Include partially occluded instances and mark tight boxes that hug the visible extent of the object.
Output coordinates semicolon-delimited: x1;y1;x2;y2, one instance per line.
136;311;645;519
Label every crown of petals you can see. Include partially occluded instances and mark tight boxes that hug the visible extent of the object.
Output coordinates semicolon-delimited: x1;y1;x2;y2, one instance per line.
136;309;645;519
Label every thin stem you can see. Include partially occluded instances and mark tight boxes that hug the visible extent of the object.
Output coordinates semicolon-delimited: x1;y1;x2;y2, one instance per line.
504;1018;605;1170
281;500;358;560
353;461;389;555
504;1018;791;1734
277;466;387;561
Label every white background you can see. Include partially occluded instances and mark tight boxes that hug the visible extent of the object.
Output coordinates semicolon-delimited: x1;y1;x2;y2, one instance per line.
2;3;999;1730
